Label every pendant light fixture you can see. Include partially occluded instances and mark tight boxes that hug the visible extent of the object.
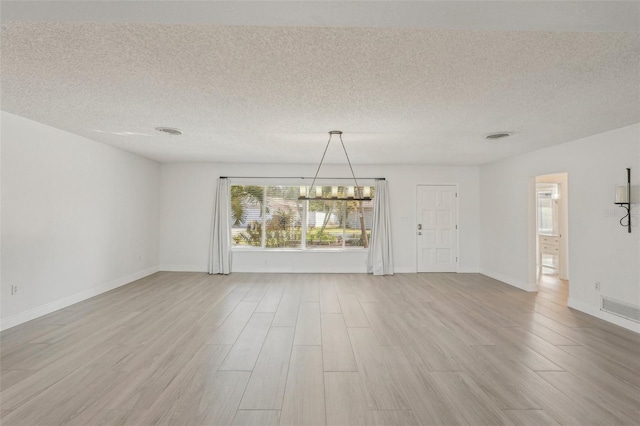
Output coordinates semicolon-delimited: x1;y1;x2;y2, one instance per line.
298;131;372;201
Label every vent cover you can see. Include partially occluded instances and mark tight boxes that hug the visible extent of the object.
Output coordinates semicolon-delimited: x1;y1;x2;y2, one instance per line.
484;132;512;140
602;297;640;323
155;127;182;136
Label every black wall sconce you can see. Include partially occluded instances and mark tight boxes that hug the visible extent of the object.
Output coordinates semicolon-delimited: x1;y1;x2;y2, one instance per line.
614;168;631;233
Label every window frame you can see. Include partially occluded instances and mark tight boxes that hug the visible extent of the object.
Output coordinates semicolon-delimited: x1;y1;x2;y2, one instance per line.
230;183;373;251
536;184;559;236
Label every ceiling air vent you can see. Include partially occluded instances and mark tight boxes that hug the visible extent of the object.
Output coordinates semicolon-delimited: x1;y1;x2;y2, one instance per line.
155;127;183;136
484;132;512;140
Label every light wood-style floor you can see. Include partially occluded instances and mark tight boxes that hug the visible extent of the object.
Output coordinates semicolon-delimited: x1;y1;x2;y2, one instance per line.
2;272;640;425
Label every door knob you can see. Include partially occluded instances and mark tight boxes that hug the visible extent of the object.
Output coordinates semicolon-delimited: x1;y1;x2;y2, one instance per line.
417;224;422;230
418;232;422;235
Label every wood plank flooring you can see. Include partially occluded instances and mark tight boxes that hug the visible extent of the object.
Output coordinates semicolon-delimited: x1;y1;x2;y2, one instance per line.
2;272;640;425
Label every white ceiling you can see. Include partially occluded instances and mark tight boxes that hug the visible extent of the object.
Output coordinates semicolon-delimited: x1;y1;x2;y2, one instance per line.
2;1;639;165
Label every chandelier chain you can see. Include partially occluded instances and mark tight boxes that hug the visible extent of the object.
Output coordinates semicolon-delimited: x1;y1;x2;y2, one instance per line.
308;131;360;196
338;132;360;190
308;132;333;194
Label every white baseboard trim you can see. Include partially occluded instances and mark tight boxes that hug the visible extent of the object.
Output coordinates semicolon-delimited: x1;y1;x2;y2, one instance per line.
399;267;480;274
161;265;369;273
0;266;159;331
480;269;537;292
161;265;409;274
568;298;640;334
159;265;207;272
231;265;368;273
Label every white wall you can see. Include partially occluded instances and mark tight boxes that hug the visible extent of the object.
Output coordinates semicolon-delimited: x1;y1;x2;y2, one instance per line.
1;112;161;330
159;163;480;274
480;123;640;332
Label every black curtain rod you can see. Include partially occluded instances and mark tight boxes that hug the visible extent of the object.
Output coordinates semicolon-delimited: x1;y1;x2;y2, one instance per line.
220;176;385;180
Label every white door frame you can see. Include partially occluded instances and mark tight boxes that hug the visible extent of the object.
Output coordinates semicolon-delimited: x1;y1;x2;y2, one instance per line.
416;183;460;273
529;173;570;290
528;177;538;290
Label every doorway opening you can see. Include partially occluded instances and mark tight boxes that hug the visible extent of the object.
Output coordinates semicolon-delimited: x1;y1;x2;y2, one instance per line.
532;173;569;300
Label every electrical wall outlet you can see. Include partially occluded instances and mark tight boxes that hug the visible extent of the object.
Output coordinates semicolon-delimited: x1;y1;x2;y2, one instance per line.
594;281;601;291
11;285;19;295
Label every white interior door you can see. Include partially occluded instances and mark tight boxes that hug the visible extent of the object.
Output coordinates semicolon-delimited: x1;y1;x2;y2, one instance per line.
417;185;458;272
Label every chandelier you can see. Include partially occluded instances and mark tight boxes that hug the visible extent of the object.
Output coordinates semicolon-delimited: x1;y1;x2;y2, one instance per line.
298;131;372;201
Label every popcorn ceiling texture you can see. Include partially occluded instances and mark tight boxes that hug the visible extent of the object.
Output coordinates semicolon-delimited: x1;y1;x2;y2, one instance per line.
1;22;639;164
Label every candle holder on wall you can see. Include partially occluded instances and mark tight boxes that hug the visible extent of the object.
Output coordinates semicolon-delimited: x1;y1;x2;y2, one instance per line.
614;168;631;233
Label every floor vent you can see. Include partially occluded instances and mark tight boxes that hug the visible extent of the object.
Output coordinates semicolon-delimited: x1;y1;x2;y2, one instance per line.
601;297;640;323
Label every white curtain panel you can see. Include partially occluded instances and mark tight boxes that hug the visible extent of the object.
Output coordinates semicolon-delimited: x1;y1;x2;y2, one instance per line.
209;177;232;274
367;179;394;275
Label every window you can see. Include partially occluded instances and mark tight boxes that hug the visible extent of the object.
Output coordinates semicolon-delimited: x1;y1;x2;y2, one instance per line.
537;184;559;235
231;184;373;249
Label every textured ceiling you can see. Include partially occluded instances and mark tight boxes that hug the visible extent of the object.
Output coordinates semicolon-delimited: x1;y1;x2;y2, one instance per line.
1;2;639;165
